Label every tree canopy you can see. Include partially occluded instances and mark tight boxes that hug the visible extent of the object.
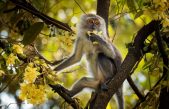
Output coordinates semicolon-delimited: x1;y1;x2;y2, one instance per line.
0;0;169;109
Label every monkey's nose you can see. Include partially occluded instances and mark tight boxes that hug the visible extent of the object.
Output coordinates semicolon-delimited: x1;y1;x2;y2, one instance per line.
91;25;96;30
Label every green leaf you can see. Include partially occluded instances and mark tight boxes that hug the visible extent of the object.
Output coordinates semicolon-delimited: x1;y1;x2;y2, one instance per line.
22;22;44;45
134;10;143;19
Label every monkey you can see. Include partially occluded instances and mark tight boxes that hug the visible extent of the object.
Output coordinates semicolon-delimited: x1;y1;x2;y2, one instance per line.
53;14;124;109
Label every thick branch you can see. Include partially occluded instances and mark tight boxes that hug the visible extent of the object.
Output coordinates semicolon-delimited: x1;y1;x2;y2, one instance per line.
155;23;168;79
155;22;169;109
89;20;159;109
9;0;72;32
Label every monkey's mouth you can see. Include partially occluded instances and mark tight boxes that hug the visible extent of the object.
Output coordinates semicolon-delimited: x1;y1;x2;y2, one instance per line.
87;30;103;36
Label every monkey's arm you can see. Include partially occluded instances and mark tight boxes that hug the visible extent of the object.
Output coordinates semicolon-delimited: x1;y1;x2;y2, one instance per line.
54;38;83;71
87;34;116;59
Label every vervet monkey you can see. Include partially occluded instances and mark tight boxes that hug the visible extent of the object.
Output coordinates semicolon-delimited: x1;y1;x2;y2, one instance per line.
54;14;124;109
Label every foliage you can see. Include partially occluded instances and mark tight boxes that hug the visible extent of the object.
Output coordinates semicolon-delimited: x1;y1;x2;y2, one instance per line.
0;0;168;109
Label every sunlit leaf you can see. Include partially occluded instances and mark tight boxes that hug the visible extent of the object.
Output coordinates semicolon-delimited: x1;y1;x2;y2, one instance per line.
22;22;44;45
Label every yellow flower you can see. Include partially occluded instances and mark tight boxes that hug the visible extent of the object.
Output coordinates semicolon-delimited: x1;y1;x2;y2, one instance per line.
27;85;46;104
24;66;39;83
19;83;30;100
6;53;18;66
0;70;5;76
12;44;24;54
19;83;46;104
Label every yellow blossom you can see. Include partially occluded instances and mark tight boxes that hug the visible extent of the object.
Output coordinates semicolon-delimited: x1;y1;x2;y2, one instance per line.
12;44;24;54
0;70;5;76
19;83;46;104
24;66;39;83
19;83;30;100
6;53;18;66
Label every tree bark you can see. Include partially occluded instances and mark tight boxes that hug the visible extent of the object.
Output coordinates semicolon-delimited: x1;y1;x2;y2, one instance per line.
96;0;110;29
155;22;169;109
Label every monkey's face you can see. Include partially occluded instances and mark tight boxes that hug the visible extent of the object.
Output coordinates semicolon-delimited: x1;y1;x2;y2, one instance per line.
78;14;106;33
86;18;101;31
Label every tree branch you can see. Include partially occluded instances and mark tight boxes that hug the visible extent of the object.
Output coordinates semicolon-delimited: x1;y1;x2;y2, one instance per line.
127;76;144;100
154;23;168;79
155;22;169;109
9;0;72;32
49;84;82;109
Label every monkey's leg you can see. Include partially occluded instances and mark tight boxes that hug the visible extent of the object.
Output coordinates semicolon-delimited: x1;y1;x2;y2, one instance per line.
115;86;124;109
69;77;100;97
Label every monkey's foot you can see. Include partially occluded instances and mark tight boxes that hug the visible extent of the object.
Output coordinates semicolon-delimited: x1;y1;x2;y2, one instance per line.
101;83;108;91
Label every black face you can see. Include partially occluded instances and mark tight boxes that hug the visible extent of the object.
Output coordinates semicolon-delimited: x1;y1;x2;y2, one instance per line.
86;18;101;31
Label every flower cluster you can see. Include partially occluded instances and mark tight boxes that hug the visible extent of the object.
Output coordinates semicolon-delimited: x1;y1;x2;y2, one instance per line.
24;63;40;83
6;53;18;66
4;43;24;67
19;57;58;105
144;0;169;27
19;83;46;104
12;44;24;54
1;42;58;105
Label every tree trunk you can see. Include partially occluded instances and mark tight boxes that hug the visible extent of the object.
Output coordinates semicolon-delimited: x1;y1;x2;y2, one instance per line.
96;0;110;29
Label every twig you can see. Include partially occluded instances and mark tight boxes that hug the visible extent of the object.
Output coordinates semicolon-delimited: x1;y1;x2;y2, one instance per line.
74;0;86;14
34;44;66;65
127;76;144;100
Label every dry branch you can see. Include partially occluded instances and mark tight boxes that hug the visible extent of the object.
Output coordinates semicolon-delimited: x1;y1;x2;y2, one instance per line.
9;0;72;32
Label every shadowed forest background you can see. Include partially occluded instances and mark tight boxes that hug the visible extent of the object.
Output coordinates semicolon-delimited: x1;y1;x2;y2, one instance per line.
0;0;169;109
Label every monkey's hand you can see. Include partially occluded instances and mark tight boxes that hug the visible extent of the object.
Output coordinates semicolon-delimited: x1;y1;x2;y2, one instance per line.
86;34;107;45
87;34;116;59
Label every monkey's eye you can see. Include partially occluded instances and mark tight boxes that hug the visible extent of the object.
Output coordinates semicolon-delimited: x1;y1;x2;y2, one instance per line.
94;19;100;25
87;19;94;24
